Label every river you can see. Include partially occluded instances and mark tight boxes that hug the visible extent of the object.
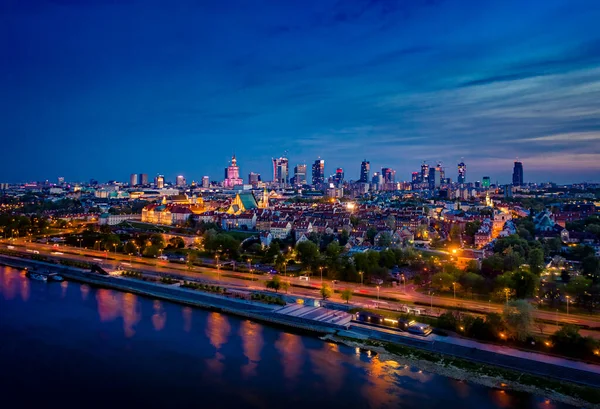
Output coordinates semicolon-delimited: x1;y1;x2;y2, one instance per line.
0;266;574;409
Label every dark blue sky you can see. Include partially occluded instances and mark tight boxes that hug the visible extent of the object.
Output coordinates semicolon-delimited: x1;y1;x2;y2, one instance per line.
2;0;600;184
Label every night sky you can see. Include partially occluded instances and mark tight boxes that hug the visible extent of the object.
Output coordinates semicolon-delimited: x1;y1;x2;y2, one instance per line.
2;0;600;184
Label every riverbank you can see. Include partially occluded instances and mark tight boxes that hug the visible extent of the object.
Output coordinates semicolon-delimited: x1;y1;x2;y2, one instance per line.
323;334;600;408
3;254;600;406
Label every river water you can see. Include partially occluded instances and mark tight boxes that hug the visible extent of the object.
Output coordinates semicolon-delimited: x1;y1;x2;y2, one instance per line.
0;266;574;409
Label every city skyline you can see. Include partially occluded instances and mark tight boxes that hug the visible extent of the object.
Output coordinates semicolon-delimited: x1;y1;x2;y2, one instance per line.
2;0;600;184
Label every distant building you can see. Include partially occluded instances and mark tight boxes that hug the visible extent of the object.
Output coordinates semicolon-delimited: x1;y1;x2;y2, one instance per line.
360;160;370;183
58;177;65;185
272;156;289;186
202;176;210;188
223;155;243;188
140;173;149;185
457;161;466;184
482;176;491;188
226;192;259;215
248;172;261;186
372;172;383;190
312;159;325;186
381;168;395;184
293;164;307;186
512;161;523;186
176;175;186;187
420;162;429;185
129;173;138;186
411;172;419;183
155;175;165;189
334;168;344;186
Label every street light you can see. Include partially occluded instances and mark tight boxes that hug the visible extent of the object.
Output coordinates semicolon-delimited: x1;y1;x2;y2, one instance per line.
504;287;510;305
376;285;380;302
566;295;570;315
319;266;323;284
359;271;363;287
453;282;456;300
216;254;220;281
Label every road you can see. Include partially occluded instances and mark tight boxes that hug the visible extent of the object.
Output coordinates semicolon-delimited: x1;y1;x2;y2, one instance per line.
4;239;600;329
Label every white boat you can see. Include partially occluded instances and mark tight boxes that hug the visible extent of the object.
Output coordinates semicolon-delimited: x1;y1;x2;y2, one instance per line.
48;273;64;282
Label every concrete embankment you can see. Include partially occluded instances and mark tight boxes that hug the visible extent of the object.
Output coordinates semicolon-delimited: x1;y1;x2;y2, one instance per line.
0;255;341;336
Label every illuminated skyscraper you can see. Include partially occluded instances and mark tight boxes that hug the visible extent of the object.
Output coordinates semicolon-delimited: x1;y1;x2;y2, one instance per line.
155;175;164;189
176;175;186;187
381;168;396;184
129;173;138;186
420;162;429;184
272;156;289;186
201;176;210;188
411;172;419;183
223;155;243;188
312;159;325;186
482;176;491;188
360;160;370;183
512;161;523;186
140;173;148;185
293;164;307;186
334;168;344;186
248;172;261;186
457;161;466;184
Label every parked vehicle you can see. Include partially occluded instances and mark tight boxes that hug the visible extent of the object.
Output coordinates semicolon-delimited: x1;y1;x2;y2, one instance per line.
299;275;310;281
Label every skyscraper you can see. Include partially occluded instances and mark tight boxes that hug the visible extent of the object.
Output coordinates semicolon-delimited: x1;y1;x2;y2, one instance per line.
457;161;466;184
130;173;138;186
334;168;344;186
437;162;445;182
512;161;523;186
223;155;243;188
428;167;440;190
202;176;210;188
155;175;164;189
176;175;186;187
482;176;491;188
420;162;429;185
57;177;65;185
140;173;148;185
272;156;289;186
381;168;395;184
360;160;370;183
312;159;325;186
411;172;419;183
293;164;307;186
248;172;261;186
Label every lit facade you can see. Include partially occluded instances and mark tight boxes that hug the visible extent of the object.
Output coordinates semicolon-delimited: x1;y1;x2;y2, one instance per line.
223;155;243;188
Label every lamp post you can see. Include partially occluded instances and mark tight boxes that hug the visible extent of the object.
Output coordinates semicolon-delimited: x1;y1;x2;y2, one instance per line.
453;282;456;300
319;266;323;284
376;285;380;302
216;254;220;281
402;274;406;292
359;271;363;287
566;295;570;315
504;287;510;305
284;261;287;277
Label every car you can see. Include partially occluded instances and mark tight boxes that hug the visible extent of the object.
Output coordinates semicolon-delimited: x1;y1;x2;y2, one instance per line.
7;245;14;249
299;275;310;281
158;255;168;261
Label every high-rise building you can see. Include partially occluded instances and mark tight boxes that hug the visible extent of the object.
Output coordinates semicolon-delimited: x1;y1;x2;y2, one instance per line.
411;172;419;183
272;157;289;186
129;173;138;186
381;168;395;184
420;162;429;185
57;177;65;185
312;159;325;186
482;176;491;188
457;161;466;184
223;155;243;188
428;167;441;190
202;176;210;188
360;160;370;183
140;173;148;185
248;172;261;185
176;175;186;187
512;161;523;186
437;162;445;182
372;172;383;190
155;175;165;189
293;164;307;186
334;168;344;186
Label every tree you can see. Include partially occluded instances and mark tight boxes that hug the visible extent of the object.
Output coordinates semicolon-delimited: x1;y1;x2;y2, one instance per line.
461;272;485;294
266;275;282;292
142;245;160;258
528;248;544;275
102;234;121;251
123;241;138;255
582;255;600;283
432;272;455;291
341;288;353;304
296;241;319;270
566;275;592;298
366;227;378;245
263;241;281;263
150;233;166;249
168;236;185;249
187;251;198;269
280;280;290;294
449;224;462;242
502;300;533;341
339;229;349;246
511;270;539;299
320;283;332;300
376;232;392;247
385;215;396;230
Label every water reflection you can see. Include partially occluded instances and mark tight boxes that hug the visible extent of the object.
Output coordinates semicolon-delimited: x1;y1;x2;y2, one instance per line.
151;300;166;331
0;267;19;300
239;320;263;377
122;293;141;338
361;356;404;408
182;307;192;333
96;289;120;322
205;313;231;376
20;276;30;301
274;332;304;382
307;342;345;395
80;284;90;300
60;280;68;299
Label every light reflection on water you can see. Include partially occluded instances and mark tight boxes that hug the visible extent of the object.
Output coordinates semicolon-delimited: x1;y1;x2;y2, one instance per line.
0;267;577;409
